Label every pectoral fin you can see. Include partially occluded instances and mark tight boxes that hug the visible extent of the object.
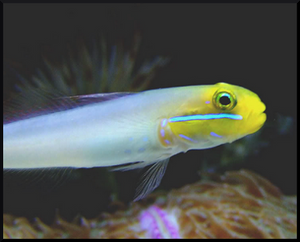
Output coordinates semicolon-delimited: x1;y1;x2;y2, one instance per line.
133;158;169;201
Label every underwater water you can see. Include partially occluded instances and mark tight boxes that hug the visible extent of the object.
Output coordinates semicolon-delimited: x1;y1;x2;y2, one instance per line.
3;3;296;238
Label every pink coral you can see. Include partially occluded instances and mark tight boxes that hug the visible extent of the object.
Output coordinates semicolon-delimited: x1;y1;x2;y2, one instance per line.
139;205;180;238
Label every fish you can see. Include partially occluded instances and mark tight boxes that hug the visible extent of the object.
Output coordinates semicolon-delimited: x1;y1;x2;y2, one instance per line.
3;82;266;201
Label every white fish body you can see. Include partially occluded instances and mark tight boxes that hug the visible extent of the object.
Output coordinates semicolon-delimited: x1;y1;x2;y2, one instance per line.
4;87;193;169
3;83;266;200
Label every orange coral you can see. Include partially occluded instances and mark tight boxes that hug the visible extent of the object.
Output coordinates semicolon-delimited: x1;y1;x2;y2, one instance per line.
3;170;297;238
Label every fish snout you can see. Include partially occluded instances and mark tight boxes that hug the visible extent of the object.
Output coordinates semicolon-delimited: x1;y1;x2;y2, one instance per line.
248;101;267;134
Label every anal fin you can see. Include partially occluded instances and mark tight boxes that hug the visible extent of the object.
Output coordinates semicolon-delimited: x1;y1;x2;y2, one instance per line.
3;167;78;191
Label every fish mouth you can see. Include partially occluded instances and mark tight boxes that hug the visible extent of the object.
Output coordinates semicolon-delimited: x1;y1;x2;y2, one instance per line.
257;112;267;129
249;109;267;134
259;102;267;126
260;102;266;113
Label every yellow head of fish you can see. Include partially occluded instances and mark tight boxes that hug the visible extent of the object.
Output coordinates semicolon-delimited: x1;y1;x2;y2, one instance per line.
167;82;266;150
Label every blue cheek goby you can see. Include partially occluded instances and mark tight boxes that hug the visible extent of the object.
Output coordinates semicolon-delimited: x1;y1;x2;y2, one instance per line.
3;82;266;201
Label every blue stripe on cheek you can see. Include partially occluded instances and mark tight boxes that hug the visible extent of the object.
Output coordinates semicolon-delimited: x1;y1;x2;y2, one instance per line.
178;134;198;143
169;113;242;122
210;132;223;138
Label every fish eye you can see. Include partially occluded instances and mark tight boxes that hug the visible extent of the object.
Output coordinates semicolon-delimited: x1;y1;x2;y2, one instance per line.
213;90;237;111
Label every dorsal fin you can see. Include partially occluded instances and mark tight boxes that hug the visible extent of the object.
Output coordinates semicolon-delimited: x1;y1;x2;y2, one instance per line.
3;88;136;124
4;88;73;124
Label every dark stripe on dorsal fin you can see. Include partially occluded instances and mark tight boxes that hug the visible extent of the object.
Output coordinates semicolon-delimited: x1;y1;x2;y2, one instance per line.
56;92;136;105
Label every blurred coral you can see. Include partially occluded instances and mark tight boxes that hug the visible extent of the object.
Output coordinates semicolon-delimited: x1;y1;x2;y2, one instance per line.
3;170;296;239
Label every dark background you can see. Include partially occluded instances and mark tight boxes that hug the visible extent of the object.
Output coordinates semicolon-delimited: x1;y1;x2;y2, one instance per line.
3;3;297;224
